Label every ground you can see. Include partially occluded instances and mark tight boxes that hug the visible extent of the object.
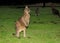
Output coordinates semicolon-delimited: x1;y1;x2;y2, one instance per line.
0;6;60;43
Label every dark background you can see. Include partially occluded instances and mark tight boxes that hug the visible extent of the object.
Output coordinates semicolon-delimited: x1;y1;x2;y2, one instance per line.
0;0;60;5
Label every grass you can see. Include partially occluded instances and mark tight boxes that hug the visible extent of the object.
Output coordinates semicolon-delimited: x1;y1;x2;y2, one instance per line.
0;6;60;43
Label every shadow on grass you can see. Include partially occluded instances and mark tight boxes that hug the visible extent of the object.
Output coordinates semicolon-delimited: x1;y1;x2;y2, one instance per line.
0;25;4;27
50;21;57;24
56;32;60;38
50;20;60;24
33;21;45;24
33;20;60;24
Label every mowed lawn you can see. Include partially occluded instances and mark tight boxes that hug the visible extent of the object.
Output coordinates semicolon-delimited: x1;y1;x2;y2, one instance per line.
0;6;60;43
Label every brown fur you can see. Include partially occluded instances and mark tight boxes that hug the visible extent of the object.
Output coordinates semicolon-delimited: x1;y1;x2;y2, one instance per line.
14;6;30;38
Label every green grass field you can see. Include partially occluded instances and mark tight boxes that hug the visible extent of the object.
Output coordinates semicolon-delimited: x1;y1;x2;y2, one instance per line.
0;6;60;43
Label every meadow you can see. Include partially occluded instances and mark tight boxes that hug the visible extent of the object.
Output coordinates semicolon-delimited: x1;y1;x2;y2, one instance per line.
0;6;60;43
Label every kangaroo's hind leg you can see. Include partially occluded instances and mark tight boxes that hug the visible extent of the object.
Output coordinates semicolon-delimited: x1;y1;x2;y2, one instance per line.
16;29;22;38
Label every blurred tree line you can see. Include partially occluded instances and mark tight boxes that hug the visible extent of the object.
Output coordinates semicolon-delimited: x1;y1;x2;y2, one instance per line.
0;0;60;5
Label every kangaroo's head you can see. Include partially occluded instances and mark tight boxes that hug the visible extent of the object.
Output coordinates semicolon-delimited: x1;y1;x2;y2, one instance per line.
24;5;30;15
